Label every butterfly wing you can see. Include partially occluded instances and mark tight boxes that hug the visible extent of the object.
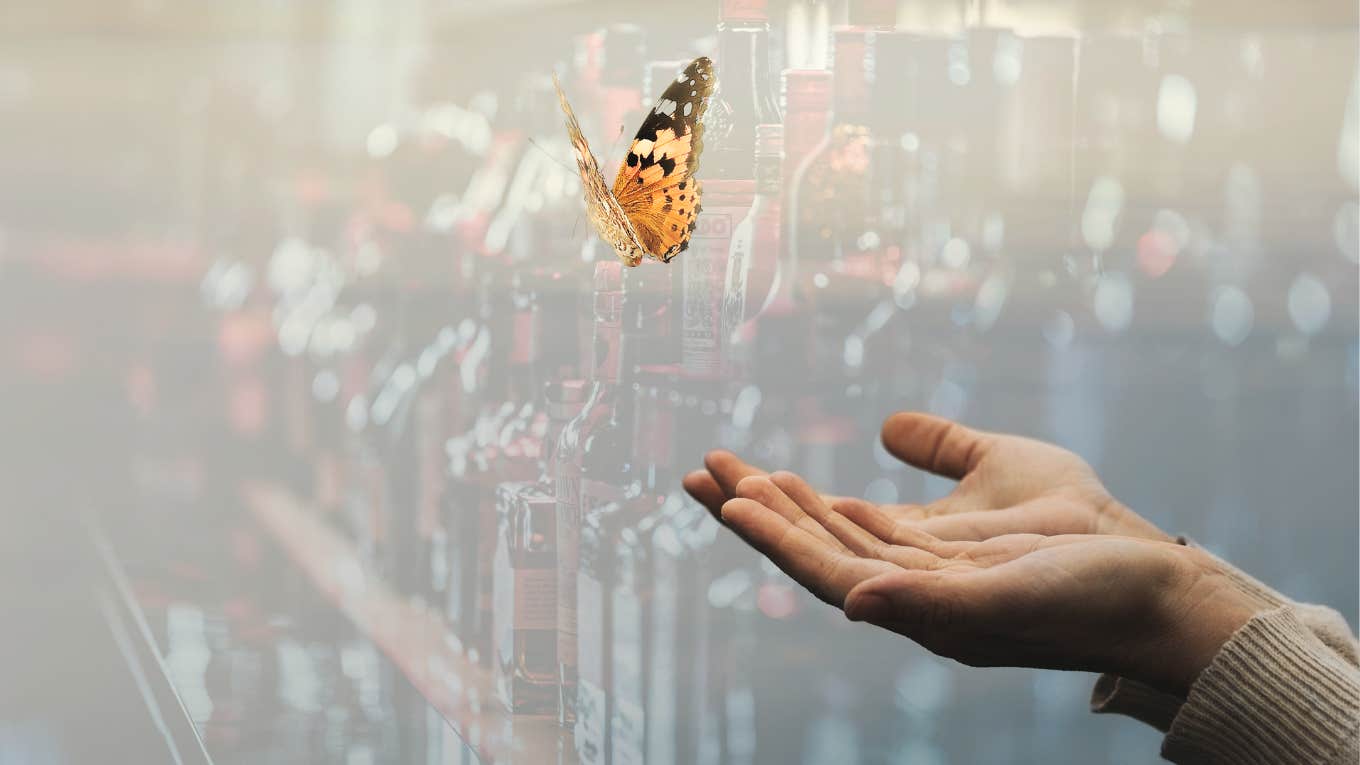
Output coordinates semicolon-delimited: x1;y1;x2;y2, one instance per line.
610;56;715;263
553;73;647;266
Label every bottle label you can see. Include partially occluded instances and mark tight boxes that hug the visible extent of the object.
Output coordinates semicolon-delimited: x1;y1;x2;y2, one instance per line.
514;568;557;630
722;208;756;356
683;207;745;377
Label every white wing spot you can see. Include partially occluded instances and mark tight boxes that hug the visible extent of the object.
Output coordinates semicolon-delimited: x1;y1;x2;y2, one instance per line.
656;99;677;117
682;101;693;117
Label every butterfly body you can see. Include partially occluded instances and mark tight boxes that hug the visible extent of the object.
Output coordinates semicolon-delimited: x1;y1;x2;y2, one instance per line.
554;56;715;266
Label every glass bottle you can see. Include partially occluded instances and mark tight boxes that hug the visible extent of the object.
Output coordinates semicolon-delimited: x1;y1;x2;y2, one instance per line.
555;260;624;727
722;123;784;370
709;0;783;180
679;0;782;381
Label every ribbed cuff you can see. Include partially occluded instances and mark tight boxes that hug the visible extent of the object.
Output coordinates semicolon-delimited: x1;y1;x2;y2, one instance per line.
1090;674;1183;732
1162;607;1360;765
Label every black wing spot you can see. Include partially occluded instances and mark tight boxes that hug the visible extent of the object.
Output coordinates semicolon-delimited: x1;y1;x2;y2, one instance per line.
678;194;685;201
627;153;639;167
678;181;686;190
658;156;676;176
672;224;678;231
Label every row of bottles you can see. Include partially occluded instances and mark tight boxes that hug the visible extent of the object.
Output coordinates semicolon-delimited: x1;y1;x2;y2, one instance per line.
195;0;1354;762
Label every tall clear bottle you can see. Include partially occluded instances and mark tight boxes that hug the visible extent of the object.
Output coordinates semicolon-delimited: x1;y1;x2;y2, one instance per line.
722;124;784;371
555;261;624;729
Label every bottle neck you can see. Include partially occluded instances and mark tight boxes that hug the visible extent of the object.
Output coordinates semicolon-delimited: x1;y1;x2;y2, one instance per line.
831;29;875;126
589;290;623;385
711;19;781;179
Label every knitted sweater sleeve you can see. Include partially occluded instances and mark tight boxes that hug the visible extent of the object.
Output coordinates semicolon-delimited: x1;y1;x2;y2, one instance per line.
1090;544;1359;764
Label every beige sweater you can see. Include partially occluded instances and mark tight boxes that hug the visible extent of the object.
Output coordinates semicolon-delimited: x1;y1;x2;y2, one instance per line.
1091;547;1360;764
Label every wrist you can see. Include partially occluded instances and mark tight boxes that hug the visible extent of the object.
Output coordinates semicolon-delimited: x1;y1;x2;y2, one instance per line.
1099;497;1178;544
1128;548;1260;696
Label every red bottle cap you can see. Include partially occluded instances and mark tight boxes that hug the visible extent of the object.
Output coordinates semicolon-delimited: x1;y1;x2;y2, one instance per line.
721;0;768;22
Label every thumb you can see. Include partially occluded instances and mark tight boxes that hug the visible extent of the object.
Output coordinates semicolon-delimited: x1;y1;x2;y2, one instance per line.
880;412;991;481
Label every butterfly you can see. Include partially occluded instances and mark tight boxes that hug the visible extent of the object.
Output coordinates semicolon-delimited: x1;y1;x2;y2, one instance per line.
553;56;715;267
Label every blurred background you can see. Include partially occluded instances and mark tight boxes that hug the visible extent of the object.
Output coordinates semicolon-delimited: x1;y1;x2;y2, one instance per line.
0;0;1356;763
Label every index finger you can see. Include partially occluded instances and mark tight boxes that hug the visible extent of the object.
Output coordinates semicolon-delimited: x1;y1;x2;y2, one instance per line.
721;498;890;606
703;450;768;498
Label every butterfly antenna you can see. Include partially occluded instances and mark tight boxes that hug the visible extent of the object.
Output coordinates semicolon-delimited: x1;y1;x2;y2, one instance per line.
526;137;574;172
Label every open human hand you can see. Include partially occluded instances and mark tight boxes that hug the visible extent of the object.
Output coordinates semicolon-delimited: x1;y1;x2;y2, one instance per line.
717;470;1259;696
683;411;1172;543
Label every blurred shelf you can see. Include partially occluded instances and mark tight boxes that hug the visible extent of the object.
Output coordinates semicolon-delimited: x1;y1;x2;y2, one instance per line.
242;482;572;765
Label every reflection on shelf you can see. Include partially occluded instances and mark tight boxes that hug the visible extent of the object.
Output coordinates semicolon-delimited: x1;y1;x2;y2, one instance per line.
245;482;575;765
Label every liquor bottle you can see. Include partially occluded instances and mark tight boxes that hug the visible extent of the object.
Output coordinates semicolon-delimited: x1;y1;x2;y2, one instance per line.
772;69;831;313
679;0;782;381
411;321;463;612
721;123;784;369
576;498;624;764
556;261;624;727
443;267;514;657
573;261;672;763
598;24;648;146
491;270;587;716
493;481;560;716
786;1;898;281
709;0;782;180
607;367;677;764
374;297;432;596
739;70;831;404
645;500;721;765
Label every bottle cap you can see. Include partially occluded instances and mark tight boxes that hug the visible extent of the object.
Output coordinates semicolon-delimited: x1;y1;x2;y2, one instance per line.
848;0;897;28
720;0;768;22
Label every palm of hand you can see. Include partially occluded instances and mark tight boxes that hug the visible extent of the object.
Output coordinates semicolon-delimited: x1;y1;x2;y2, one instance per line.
715;468;1194;684
847;532;1186;674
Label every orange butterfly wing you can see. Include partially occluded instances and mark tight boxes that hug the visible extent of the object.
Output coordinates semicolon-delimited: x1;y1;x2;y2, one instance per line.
610;57;715;263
